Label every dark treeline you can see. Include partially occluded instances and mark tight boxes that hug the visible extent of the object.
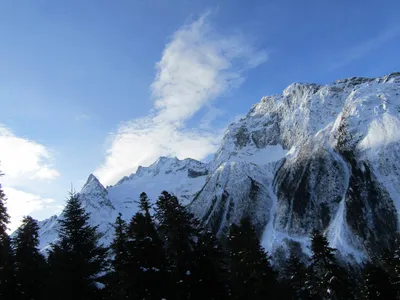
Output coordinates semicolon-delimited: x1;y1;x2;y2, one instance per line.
1;180;400;299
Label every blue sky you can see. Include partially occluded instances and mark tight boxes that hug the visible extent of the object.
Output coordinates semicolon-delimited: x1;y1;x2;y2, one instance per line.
1;0;400;230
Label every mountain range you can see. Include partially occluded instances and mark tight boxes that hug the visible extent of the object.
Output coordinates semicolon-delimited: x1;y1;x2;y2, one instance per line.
37;72;400;263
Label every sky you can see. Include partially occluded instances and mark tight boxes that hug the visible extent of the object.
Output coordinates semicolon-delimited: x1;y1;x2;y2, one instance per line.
1;0;400;231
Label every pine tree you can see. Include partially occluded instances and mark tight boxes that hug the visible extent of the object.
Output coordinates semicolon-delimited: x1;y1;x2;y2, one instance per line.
362;262;397;300
154;190;200;299
0;173;16;299
125;192;167;300
46;192;109;300
226;217;277;300
307;230;353;300
281;250;308;299
104;213;129;300
13;216;46;300
0;181;9;236
190;229;229;300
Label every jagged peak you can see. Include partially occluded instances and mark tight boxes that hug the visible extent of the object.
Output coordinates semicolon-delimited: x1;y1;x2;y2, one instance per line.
80;173;107;195
150;156;207;172
150;155;179;167
137;156;205;173
280;73;400;100
282;82;321;97
333;72;400;86
114;156;208;186
247;72;400;121
77;173;114;211
382;72;400;83
333;76;374;86
85;173;100;184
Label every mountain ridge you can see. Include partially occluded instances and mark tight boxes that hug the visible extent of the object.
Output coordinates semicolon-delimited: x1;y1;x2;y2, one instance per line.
35;72;400;262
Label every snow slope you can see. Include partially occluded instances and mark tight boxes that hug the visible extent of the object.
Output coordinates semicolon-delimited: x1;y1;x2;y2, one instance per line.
36;72;400;261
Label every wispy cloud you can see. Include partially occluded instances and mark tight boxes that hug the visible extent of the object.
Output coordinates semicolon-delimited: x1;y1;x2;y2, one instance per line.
329;26;400;71
95;12;267;185
0;124;60;230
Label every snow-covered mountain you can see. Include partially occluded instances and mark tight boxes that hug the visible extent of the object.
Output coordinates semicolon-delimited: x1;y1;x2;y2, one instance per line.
37;72;400;262
37;157;209;251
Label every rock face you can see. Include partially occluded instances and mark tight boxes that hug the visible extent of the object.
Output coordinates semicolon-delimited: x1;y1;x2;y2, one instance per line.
37;73;400;262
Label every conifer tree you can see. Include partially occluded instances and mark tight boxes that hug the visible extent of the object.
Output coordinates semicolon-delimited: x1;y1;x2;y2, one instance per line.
307;230;353;300
0;181;9;236
154;190;200;299
190;229;229;300
13;216;46;300
0;173;16;299
46;192;108;300
105;213;129;300
281;249;308;299
125;192;167;300
362;262;397;300
226;217;277;300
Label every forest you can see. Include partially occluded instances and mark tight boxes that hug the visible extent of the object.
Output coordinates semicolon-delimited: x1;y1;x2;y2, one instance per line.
0;179;399;300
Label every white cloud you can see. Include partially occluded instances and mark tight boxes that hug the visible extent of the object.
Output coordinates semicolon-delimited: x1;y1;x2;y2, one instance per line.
152;12;267;123
2;186;63;232
0;125;60;184
96;12;267;185
0;125;60;230
96;117;223;185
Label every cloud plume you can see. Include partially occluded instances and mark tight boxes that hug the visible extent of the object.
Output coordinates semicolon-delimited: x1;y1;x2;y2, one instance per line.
96;12;267;185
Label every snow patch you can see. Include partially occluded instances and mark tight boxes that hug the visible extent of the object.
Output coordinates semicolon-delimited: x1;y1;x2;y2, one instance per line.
327;150;364;262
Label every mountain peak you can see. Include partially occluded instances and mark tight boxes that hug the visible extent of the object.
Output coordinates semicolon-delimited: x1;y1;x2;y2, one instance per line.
81;174;105;194
78;173;114;211
151;156;178;166
114;156;209;187
88;173;97;180
333;76;374;86
282;82;321;97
